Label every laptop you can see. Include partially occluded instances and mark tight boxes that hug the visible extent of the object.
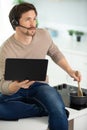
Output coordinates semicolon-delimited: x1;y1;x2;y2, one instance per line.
4;58;48;81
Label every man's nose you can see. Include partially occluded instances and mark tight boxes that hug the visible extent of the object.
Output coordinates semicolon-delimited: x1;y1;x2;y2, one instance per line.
30;20;35;26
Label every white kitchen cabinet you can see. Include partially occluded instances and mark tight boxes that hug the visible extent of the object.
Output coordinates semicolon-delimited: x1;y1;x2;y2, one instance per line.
74;114;87;130
67;107;87;130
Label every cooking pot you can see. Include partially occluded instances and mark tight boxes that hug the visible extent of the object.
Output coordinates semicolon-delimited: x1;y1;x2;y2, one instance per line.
70;91;87;105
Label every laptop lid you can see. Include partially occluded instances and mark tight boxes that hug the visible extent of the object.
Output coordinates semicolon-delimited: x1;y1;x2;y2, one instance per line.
4;58;48;81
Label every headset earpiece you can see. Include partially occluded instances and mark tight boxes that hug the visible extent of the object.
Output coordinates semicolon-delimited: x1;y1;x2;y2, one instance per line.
12;19;19;26
9;5;19;30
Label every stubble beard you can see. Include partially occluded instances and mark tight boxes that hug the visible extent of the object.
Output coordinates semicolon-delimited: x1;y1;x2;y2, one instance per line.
26;29;36;36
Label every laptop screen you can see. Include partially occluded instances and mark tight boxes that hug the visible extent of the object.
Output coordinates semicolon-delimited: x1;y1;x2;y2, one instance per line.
4;58;48;81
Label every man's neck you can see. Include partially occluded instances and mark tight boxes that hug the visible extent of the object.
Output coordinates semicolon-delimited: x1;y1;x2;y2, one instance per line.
14;33;33;45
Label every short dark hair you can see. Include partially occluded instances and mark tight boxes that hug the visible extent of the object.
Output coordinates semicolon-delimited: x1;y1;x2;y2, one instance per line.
9;2;37;30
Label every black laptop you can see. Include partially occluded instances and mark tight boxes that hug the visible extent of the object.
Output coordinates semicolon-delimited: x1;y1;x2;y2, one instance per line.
4;58;48;81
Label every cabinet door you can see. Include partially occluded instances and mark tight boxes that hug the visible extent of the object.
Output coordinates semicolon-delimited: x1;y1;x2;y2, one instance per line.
74;115;87;130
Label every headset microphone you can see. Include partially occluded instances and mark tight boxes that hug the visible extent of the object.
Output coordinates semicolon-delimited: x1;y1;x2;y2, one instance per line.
11;19;31;30
18;24;30;30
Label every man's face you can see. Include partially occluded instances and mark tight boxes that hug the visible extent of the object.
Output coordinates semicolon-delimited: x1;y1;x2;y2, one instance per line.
18;10;37;36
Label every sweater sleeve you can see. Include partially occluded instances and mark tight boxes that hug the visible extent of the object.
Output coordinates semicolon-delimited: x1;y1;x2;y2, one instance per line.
47;38;65;64
0;45;12;95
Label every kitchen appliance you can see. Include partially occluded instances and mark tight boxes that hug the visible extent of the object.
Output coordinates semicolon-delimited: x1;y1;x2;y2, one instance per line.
54;84;87;110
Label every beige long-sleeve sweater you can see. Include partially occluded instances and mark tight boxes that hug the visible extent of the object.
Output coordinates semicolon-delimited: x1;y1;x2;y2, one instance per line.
0;28;64;95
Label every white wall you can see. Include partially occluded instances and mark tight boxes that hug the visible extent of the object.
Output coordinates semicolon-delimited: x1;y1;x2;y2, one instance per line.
36;0;87;27
0;0;14;45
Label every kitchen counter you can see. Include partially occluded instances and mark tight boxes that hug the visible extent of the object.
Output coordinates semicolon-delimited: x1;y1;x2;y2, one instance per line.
66;107;87;121
67;107;87;130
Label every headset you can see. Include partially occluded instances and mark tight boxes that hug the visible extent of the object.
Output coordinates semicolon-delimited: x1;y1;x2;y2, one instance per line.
10;5;19;30
11;19;19;27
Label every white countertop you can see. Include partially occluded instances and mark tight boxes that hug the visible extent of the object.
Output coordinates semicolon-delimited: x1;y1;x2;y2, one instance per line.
66;107;87;120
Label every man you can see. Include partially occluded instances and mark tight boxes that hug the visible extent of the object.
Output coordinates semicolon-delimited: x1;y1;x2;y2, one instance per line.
0;2;81;130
